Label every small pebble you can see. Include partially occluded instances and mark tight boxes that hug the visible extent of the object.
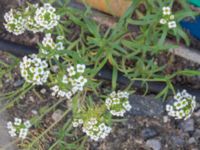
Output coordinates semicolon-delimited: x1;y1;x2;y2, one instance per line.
13;79;24;87
20;95;25;100
146;139;161;150
31;110;38;115
40;88;46;94
171;136;185;146
51;65;59;73
188;137;196;144
29;96;35;102
141;127;158;140
180;119;194;132
191;148;199;150
193;129;200;141
194;109;200;117
52;109;63;122
134;138;143;144
163;116;169;123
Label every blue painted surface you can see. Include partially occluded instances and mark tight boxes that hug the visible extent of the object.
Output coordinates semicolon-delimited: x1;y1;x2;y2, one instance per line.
180;16;200;40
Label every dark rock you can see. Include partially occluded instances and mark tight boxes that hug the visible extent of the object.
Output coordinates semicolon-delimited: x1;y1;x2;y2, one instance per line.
193;129;200;141
188;137;196;144
128;95;164;116
180;119;194;132
191;148;199;150
141;127;158;140
194;109;200;117
13;79;24;87
146;139;161;150
171;136;185;146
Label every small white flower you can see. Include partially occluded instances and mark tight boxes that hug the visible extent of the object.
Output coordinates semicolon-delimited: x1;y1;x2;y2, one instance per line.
75;76;88;86
166;104;173;111
56;42;64;51
24;120;31;129
42;34;55;49
174;101;183;110
105;98;112;108
19;128;28;139
62;75;69;84
8;130;17;137
110;91;116;98
72;121;79;127
58;90;66;97
104;126;112;133
14;118;22;126
160;18;167;24
66;91;72;99
168;21;176;29
51;85;59;92
174;92;181;101
78;119;83;124
170;15;175;20
77;64;86;73
99;123;106;131
67;66;76;76
90;118;97;125
71;86;79;94
168;110;176;117
162;7;171;15
123;102;132;111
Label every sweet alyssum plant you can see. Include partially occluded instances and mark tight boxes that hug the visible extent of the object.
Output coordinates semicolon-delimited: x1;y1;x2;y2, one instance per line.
7;118;31;139
166;90;196;120
1;0;199;149
4;3;59;35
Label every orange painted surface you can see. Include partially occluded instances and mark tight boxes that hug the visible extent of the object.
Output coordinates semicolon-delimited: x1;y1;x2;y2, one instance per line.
78;0;132;17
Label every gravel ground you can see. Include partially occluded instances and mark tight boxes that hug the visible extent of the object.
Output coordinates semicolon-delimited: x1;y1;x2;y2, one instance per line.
87;112;200;150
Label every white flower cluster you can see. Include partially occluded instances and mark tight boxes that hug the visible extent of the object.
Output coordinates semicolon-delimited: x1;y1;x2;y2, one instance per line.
105;91;131;117
166;90;196;120
34;3;60;30
160;7;177;29
7;118;31;139
72;118;83;127
51;64;87;99
4;9;26;35
73;117;112;141
4;3;60;35
20;54;50;85
40;34;64;58
24;4;44;33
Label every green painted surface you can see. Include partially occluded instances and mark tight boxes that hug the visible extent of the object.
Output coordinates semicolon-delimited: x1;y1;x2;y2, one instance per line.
188;0;200;7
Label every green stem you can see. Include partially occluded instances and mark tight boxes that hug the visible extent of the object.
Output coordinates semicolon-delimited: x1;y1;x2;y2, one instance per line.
27;109;71;149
